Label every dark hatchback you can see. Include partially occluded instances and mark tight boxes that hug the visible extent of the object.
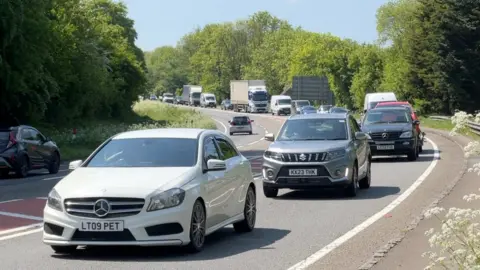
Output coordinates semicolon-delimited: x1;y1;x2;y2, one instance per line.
0;125;61;178
360;107;420;161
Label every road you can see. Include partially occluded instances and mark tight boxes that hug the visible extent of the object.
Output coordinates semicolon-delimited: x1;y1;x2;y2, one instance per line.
0;106;453;270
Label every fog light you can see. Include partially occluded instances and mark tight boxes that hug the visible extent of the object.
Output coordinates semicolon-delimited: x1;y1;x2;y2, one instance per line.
335;169;342;177
403;141;409;145
267;170;274;180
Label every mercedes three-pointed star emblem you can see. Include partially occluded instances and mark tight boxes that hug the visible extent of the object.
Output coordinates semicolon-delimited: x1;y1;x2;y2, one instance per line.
93;199;110;217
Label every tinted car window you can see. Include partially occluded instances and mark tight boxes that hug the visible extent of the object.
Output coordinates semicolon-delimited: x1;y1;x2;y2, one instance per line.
215;138;238;160
0;130;11;148
364;110;411;125
21;129;35;140
232;117;249;125
277;118;348;141
203;138;220;162
86;138;198;167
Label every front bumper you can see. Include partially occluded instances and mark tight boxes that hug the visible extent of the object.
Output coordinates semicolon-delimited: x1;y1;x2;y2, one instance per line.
251;106;267;113
43;202;192;247
262;157;353;189
369;138;416;156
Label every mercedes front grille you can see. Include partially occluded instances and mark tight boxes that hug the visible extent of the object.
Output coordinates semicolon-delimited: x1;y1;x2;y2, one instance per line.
64;197;145;218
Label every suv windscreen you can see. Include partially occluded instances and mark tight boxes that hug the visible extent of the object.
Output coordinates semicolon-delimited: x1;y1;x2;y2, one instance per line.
206;96;215;100
301;106;316;111
277;118;348;141
297;101;310;107
85;138;198;167
363;110;411;125
232;117;249;125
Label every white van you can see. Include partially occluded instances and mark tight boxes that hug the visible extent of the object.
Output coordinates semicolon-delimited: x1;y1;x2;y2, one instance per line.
270;95;292;115
363;92;397;112
200;93;216;108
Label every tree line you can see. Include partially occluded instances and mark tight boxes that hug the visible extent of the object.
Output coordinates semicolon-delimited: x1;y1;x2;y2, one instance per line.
0;0;146;124
146;0;480;115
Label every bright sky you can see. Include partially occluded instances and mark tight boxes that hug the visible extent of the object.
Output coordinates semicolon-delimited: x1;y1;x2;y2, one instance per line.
120;0;389;52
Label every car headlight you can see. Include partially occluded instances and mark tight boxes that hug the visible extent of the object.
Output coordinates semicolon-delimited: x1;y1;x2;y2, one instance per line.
399;131;412;138
47;188;63;211
147;188;186;212
324;149;346;161
264;150;282;161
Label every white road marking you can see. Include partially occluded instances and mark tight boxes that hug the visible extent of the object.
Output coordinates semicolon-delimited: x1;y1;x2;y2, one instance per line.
0;211;43;221
36;197;47;200
0;227;43;241
213;118;228;134
287;138;440;270
42;176;64;181
0;223;43;236
0;199;21;204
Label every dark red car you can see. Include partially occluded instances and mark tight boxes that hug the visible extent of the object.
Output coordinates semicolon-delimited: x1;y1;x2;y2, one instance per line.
375;101;424;152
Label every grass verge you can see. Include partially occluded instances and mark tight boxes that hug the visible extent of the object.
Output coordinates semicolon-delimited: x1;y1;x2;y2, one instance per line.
420;116;480;139
37;101;216;161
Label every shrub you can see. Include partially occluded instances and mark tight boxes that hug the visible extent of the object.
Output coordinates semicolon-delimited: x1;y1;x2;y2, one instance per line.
46;101;216;160
422;110;480;269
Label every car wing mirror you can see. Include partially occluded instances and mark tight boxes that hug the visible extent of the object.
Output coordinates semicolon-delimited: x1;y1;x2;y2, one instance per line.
206;159;226;171
264;133;275;141
69;160;83;170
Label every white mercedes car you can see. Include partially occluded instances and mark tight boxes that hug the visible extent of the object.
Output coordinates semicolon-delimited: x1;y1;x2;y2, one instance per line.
43;128;257;253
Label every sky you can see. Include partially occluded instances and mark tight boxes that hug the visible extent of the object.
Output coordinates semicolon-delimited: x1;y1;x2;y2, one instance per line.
120;0;390;52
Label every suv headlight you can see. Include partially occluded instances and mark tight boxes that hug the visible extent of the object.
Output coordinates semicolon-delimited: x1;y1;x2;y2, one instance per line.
325;149;346;161
399;131;413;138
147;188;186;212
47;188;63;211
264;150;282;161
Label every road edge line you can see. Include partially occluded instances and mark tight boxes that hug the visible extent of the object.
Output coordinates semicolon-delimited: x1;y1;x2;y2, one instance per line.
0;223;43;236
0;211;43;221
287;137;440;270
0;227;43;241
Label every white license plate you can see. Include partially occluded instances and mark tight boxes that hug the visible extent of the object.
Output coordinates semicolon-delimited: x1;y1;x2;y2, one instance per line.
377;145;394;150
375;141;394;145
289;169;317;176
79;221;124;232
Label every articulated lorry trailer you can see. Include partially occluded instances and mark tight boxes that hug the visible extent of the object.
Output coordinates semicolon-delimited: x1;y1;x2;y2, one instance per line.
230;80;269;113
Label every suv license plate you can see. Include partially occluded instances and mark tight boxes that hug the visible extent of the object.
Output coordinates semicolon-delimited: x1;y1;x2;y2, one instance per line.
289;169;317;176
377;145;394;150
79;221;124;232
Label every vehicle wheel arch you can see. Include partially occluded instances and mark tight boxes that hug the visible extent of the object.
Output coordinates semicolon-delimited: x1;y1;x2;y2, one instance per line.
248;182;256;195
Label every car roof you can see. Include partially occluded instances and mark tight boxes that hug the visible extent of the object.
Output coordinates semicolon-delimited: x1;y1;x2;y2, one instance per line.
112;128;214;140
289;112;348;120
233;115;249;118
369;106;409;112
377;101;410;106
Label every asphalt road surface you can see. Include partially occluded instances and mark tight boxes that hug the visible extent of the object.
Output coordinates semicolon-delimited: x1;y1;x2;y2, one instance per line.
0;106;450;270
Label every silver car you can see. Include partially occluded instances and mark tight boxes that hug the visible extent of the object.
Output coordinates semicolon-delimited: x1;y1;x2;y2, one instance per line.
262;113;371;197
229;116;253;135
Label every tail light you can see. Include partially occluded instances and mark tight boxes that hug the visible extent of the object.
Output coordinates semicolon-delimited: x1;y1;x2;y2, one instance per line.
6;132;17;148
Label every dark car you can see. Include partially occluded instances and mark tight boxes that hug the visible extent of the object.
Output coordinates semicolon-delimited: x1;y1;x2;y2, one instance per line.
299;105;317;114
221;99;233;110
329;107;349;114
360;107;420;161
0;125;61;178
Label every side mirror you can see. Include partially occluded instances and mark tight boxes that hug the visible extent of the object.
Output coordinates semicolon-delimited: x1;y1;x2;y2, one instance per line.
228;120;231;123
69;160;83;170
264;133;275;141
45;136;51;142
413;120;420;125
355;131;368;140
206;159;226;171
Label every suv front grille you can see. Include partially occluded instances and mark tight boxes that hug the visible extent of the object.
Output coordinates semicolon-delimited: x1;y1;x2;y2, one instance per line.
370;131;403;140
64;197;145;219
281;153;326;162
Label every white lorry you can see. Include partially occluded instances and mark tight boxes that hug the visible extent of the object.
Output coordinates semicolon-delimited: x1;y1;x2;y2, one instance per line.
181;85;203;106
200;93;217;108
230;80;269;113
363;92;397;113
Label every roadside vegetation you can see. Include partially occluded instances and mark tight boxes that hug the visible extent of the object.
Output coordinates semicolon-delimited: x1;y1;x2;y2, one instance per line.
40;101;215;161
422;111;480;269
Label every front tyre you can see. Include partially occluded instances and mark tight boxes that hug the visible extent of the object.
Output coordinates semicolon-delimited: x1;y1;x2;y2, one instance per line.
263;184;278;198
48;152;60;174
234;186;256;232
359;158;371;189
51;245;77;254
186;200;206;253
344;164;358;197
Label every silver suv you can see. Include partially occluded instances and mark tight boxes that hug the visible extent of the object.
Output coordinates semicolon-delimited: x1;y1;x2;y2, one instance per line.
262;113;371;198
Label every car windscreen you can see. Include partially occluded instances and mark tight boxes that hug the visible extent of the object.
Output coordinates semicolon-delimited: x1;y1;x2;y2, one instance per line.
330;107;348;113
277;118;348;141
297;101;310;107
301;106;316;111
232;117;249;125
85;138;198;167
363;110;411;125
377;104;412;113
278;99;291;105
206;96;215;100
